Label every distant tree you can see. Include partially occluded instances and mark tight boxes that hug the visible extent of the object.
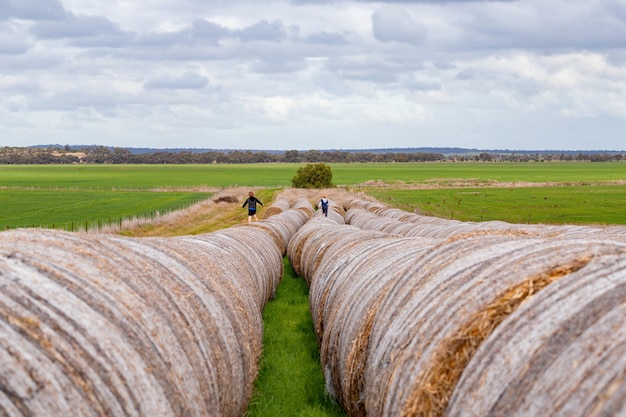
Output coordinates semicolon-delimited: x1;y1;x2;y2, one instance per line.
291;163;333;188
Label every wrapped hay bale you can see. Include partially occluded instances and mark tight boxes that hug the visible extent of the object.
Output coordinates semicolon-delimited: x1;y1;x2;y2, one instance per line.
447;253;626;417
177;227;284;309
309;235;438;416
0;227;283;417
364;237;626;417
305;226;394;338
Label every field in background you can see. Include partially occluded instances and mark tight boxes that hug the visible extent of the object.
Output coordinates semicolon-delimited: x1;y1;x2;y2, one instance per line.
0;189;210;231
1;162;625;189
368;185;626;225
1;162;625;229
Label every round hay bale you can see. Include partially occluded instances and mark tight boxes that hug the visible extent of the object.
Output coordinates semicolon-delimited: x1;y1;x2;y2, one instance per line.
310;236;438;415
291;198;315;217
262;197;291;219
447;253;626;417
0;227;281;417
364;237;626;417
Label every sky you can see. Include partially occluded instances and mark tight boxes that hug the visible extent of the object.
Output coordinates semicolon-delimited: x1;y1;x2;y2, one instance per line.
1;0;626;151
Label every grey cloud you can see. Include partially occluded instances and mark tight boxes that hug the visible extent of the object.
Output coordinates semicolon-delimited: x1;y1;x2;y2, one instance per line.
292;0;517;3
0;38;29;54
31;13;133;47
136;18;294;51
603;0;626;22
0;26;30;54
237;19;288;42
327;57;401;83
144;72;210;90
191;19;230;42
456;68;478;80
0;0;66;21
252;59;307;74
372;6;427;45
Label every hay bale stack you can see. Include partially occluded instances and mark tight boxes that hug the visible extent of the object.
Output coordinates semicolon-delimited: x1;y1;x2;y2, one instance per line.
346;197;626;242
305;226;395;338
264;206;313;254
0;226;284;417
287;218;333;278
237;204;312;256
290;222;360;285
363;237;626;417
185;227;284;308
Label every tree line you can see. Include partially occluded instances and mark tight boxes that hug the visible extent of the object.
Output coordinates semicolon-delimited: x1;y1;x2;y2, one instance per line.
0;146;623;164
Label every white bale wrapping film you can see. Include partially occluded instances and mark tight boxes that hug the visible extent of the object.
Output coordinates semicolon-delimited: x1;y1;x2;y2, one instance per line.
0;225;284;417
292;198;626;417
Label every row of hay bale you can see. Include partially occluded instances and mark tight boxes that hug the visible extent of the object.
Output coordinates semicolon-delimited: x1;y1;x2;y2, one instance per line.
288;200;626;417
345;198;626;242
0;198;313;417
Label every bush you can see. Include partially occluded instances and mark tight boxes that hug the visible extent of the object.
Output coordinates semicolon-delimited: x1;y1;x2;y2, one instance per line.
291;163;333;189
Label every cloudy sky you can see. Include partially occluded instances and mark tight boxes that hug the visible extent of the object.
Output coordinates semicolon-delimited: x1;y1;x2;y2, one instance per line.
2;0;626;151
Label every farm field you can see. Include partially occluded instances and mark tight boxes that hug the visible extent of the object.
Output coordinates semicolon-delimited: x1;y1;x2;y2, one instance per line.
1;163;626;417
368;185;626;225
1;161;625;189
1;162;625;229
0;189;210;231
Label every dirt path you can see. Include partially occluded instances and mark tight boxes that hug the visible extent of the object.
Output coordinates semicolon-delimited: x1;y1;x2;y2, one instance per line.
117;187;365;237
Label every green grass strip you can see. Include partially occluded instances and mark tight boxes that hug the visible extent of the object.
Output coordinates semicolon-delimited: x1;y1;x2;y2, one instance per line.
247;257;346;417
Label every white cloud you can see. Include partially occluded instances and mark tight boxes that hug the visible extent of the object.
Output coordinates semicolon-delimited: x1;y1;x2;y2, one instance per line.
0;0;625;150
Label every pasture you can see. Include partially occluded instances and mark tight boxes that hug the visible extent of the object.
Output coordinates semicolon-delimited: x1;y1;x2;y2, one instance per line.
1;162;626;417
1;162;625;229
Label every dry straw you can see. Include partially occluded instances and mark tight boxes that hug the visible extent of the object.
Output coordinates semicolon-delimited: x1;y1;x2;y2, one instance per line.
446;253;626;417
0;209;292;417
293;197;626;417
262;197;291;218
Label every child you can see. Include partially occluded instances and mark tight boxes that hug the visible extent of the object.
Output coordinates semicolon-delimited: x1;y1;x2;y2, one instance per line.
242;191;263;223
319;195;329;217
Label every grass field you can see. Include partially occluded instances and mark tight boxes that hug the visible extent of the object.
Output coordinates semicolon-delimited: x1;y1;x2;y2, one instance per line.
1;162;625;189
1;162;625;229
0;189;210;231
368;185;626;225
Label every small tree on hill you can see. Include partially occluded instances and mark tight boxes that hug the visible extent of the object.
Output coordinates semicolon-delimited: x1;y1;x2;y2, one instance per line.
291;163;333;188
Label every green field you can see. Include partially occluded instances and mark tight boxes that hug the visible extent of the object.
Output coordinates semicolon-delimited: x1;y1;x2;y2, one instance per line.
1;162;625;189
1;162;625;229
0;189;210;231
368;185;626;225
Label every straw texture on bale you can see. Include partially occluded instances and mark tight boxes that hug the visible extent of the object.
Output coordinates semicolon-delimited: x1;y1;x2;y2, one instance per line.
446;253;626;417
308;235;438;415
0;224;284;417
291;197;316;217
262;197;291;218
235;204;311;255
363;237;626;417
291;197;626;417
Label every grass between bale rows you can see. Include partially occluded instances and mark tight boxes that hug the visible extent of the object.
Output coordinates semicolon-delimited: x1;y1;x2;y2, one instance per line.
246;257;346;417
